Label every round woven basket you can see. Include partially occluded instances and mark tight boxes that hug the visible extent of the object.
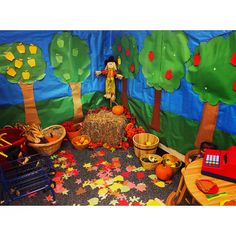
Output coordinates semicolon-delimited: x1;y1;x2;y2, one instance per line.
140;154;163;170
27;125;66;156
71;135;91;150
162;154;182;174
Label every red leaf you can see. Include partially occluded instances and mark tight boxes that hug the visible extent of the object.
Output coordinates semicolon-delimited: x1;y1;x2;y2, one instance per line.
165;70;173;80
231;52;236;66
233;81;236;91
45;194;54;202
121;171;130;178
136;172;145;179
118;199;129;206
148;51;154;61
118;44;122;52
193;52;201;66
132;202;143;206
71;169;79;176
126;48;130;57
130;63;135;73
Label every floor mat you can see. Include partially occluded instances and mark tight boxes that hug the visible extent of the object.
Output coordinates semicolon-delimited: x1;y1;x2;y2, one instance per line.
6;141;181;206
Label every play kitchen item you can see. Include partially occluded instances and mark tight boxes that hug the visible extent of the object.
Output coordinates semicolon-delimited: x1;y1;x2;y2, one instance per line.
162;154;182;174
27;125;66;155
133;133;159;158
201;146;236;183
140;154;163;170
0;127;26;162
71;135;91;150
62;121;82;141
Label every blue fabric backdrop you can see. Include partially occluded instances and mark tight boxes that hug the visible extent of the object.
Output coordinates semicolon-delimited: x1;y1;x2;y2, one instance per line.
0;30;236;135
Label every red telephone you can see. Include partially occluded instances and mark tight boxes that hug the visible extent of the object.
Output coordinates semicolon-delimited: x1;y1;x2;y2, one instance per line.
201;146;236;183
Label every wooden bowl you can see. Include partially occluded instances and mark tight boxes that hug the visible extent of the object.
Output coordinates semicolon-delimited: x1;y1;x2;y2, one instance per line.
162;154;182;174
71;135;91;150
140;154;163;170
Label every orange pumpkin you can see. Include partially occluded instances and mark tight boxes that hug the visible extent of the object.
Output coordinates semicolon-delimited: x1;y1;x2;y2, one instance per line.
155;164;173;181
112;105;124;115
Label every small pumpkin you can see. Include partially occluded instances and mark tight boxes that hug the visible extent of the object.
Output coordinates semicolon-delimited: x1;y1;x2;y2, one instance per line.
155;163;173;181
112;105;124;115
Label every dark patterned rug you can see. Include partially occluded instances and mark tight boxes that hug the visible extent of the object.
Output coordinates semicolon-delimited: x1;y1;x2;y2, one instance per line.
2;141;181;206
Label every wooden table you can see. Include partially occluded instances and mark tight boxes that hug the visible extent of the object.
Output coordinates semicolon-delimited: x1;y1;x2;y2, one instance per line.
184;158;236;206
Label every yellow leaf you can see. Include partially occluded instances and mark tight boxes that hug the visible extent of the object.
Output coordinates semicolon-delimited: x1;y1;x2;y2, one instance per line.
88;197;99;206
98;188;108;196
146;199;163;206
155;181;166;188
120;185;130;193
83;163;92;169
95;179;105;186
4;51;15;61
113;175;124;182
53;164;60;168
109;183;123;192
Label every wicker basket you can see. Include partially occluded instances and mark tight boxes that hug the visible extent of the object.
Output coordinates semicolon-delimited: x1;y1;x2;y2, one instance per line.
140;154;163;170
71;135;91;150
27;125;66;156
162;154;182;174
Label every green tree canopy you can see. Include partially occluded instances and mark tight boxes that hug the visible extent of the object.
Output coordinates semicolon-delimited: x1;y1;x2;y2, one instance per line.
112;35;139;78
50;32;90;83
187;32;236;105
139;31;190;92
0;42;46;84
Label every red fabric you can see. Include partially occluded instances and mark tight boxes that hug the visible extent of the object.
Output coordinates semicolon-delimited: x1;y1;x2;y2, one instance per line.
195;179;219;194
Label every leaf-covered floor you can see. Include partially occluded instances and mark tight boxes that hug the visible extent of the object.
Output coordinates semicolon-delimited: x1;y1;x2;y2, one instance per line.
7;141;181;206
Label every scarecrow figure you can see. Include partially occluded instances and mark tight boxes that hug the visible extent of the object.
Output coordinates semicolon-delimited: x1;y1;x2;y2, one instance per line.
96;56;123;105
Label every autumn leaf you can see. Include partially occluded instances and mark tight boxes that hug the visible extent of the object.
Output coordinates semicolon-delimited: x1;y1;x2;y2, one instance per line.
83;163;92;169
109;199;118;206
136;183;146;192
121;171;130;178
54;183;65;194
118;199;129;206
88;197;99;206
136;172;145;179
75;178;82;185
62;189;69;195
45;194;54;202
155;181;166;188
75;187;86;195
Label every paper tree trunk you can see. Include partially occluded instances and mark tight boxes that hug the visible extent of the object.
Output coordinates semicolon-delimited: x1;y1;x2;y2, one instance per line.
19;81;40;125
69;82;83;123
150;90;161;132
194;102;219;147
121;79;128;109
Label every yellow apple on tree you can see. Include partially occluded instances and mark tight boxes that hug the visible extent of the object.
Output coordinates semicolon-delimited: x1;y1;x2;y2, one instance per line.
22;70;30;80
7;67;16;77
29;44;37;54
4;51;15;61
16;43;25;54
14;58;23;68
27;57;36;67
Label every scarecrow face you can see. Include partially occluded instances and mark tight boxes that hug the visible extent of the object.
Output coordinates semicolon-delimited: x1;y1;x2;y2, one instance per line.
107;62;116;70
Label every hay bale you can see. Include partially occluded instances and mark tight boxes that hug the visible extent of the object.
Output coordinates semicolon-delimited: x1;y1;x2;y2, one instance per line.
81;110;127;146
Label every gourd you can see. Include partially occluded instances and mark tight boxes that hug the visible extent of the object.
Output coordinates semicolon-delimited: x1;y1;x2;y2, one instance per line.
112;105;124;115
155;164;173;181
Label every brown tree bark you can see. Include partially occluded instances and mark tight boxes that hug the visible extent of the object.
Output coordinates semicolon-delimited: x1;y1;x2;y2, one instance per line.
121;78;128;109
150;89;161;132
194;102;219;147
18;81;41;125
69;82;83;123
